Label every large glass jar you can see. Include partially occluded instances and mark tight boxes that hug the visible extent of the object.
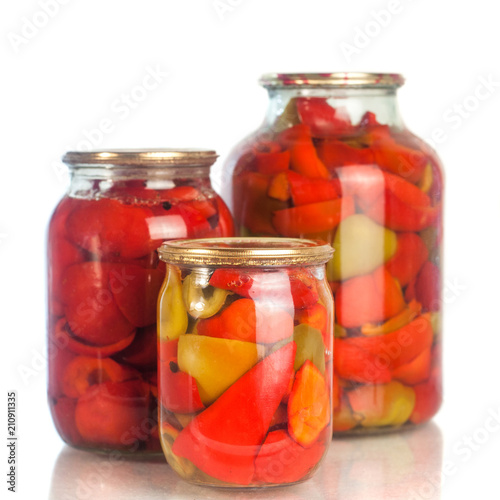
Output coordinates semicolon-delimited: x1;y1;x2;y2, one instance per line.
47;149;234;453
157;238;334;486
222;73;443;434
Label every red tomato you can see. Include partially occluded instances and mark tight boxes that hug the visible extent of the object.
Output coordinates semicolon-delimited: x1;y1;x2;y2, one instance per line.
61;262;135;346
75;380;150;448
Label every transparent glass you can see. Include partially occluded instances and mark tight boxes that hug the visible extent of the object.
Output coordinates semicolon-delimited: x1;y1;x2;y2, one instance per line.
47;167;234;453
222;83;443;434
157;259;334;486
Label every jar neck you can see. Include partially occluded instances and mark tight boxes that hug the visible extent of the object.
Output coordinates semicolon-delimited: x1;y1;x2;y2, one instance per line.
264;87;405;130
68;166;213;198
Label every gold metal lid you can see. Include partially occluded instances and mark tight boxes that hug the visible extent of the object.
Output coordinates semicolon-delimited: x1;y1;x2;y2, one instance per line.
158;238;333;267
259;72;405;89
63;149;217;169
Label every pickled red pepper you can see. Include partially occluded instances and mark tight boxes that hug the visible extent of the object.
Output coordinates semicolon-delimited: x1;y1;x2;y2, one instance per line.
157;239;333;486
229;92;443;433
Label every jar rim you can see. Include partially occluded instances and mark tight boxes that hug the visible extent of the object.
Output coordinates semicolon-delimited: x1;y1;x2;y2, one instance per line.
63;149;218;169
259;72;405;89
158;237;333;267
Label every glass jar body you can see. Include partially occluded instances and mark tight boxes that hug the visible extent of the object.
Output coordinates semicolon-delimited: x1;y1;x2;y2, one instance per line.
157;256;333;486
47;169;234;453
222;82;443;434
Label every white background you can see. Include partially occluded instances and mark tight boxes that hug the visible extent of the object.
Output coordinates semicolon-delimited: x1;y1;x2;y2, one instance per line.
1;1;500;499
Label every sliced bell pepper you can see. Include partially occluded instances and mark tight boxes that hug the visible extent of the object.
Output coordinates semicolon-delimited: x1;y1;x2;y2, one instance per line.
370;134;429;184
316;138;375;168
197;298;294;344
392;347;432;385
288;268;320;309
172;342;296;485
253;429;326;484
292;324;326;374
233;172;287;235
272;196;355;237
385;232;429;287
208;268;254;297
362;173;440;232
343;315;434;370
295;303;328;339
267;172;291;201
278;124;330;179
61;262;135;346
254;144;290;175
383;171;433;207
361;299;421;336
158;266;188;341
347;381;416;427
330;214;397;281
110;264;165;328
286;170;339;206
288;360;330;447
334;338;392;384
209;268;318;309
158;354;204;414
75;380;150;447
177;334;265;405
182;273;230;319
296;97;353;136
268;170;340;205
335;266;406;328
61;356;138;398
414;261;441;312
66;198;155;259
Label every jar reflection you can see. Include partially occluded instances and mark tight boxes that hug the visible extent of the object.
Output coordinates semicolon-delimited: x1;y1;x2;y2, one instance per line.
49;423;442;500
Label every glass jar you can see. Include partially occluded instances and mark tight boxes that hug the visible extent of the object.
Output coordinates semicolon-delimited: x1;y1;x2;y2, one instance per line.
47;149;234;453
157;238;333;487
221;73;443;434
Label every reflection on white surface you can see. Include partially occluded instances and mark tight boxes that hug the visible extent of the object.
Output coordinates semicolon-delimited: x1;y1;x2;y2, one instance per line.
49;423;442;500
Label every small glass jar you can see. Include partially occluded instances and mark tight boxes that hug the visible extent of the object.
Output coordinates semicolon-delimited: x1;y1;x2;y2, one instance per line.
222;73;443;434
47;149;234;453
157;238;333;487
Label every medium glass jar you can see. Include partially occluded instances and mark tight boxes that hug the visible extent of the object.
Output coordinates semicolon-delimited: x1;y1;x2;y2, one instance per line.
157;238;333;487
222;73;443;434
47;149;234;453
